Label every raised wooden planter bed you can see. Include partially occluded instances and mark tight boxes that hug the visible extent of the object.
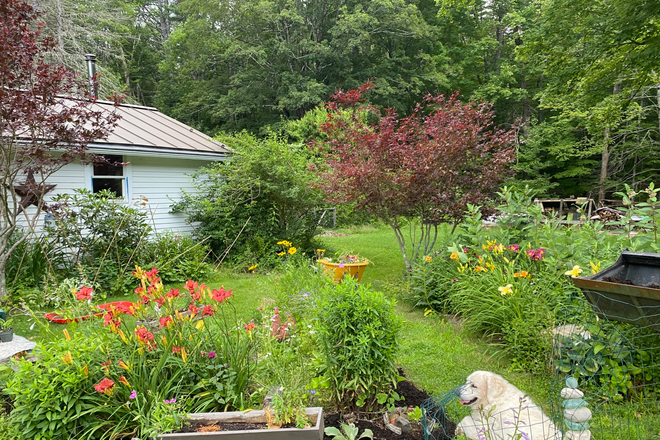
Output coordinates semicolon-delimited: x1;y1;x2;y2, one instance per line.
155;407;324;440
572;251;660;331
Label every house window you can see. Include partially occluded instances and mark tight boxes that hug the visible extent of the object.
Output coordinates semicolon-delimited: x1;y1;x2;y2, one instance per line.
92;154;125;197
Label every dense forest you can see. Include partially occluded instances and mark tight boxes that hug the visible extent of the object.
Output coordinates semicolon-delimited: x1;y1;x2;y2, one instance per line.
40;0;660;199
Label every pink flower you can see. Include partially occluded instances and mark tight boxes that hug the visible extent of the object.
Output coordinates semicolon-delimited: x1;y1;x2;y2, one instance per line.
338;264;345;268
208;351;216;359
526;248;546;261
507;244;520;253
129;389;137;399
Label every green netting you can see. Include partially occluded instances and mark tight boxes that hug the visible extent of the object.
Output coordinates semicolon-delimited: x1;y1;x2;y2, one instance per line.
421;288;660;440
552;288;660;440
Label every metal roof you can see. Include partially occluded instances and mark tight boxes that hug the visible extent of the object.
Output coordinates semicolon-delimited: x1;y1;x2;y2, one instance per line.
88;100;231;157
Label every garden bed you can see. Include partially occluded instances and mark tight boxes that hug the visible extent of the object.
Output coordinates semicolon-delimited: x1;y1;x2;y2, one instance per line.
322;370;456;440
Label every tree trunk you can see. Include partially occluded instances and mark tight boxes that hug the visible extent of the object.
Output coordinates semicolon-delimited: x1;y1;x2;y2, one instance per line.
598;126;610;205
0;254;7;301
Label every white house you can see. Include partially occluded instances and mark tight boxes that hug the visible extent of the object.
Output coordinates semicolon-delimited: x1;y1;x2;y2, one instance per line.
26;99;230;234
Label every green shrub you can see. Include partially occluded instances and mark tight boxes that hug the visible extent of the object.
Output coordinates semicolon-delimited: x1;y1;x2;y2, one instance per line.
316;278;401;410
171;132;325;267
48;189;152;295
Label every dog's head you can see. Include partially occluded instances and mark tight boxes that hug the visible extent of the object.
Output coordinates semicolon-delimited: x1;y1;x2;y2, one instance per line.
456;371;505;409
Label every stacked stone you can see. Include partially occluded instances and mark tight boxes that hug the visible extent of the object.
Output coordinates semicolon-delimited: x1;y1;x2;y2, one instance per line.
562;377;592;440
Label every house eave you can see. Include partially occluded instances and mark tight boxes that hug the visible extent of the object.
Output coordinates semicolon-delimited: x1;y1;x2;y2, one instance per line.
88;143;230;161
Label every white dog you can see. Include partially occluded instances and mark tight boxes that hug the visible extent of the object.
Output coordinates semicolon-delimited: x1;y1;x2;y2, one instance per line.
455;371;560;440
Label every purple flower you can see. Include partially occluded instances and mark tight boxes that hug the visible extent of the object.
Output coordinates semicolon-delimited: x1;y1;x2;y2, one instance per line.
164;398;176;404
338;264;345;268
226;363;230;368
130;390;137;399
208;351;216;359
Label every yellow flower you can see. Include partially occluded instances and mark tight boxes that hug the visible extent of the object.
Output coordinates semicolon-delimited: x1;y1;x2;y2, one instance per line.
498;284;514;296
248;264;258;271
564;265;583;278
486;262;495;271
317;249;325;253
590;261;601;274
475;265;486;272
425;256;433;262
514;271;531;279
277;251;285;256
288;247;297;255
450;252;459;260
63;329;71;341
118;360;132;371
277;240;292;247
61;351;73;365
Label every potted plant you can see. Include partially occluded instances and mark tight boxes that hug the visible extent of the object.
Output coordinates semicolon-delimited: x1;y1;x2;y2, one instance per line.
0;316;14;343
317;251;370;283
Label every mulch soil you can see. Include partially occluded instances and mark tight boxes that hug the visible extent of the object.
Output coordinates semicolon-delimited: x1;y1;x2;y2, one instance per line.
323;369;457;440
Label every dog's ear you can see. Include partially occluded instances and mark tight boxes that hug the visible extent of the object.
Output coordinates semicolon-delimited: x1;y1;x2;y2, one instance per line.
485;373;505;404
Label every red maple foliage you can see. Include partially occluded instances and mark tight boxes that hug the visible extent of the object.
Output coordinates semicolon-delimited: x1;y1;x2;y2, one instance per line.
318;84;516;269
0;0;121;298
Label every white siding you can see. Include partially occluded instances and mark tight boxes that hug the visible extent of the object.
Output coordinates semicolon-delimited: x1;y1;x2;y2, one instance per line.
16;156;213;235
128;156;212;233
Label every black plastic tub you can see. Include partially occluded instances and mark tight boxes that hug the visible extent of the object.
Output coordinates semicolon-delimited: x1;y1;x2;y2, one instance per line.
572;251;660;331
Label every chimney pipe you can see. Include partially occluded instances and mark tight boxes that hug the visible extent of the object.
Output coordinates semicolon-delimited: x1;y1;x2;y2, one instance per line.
84;54;97;99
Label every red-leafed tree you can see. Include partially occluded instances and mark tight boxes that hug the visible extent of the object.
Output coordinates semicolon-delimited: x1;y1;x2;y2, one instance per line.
0;0;120;299
318;84;516;270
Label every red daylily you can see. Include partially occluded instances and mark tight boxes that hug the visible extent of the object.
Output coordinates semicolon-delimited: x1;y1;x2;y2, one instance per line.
189;304;199;315
202;305;215;316
94;378;115;395
211;287;233;303
159;316;173;328
155;296;166;307
135;327;156;350
166;288;180;299
184;279;198;293
75;286;93;301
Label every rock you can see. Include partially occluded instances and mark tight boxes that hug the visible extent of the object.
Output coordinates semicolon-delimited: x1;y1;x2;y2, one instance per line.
566;377;579;388
561;388;584;399
565;430;591;440
562;398;588;409
565;420;590;431
564;407;592;423
0;335;36;364
394;414;412;434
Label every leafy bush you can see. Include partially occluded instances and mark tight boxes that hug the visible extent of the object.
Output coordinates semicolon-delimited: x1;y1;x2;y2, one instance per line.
316;277;401;410
48;189;152;295
171;131;325;267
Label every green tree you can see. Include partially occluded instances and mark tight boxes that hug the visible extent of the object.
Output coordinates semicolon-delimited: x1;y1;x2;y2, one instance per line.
157;0;449;133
